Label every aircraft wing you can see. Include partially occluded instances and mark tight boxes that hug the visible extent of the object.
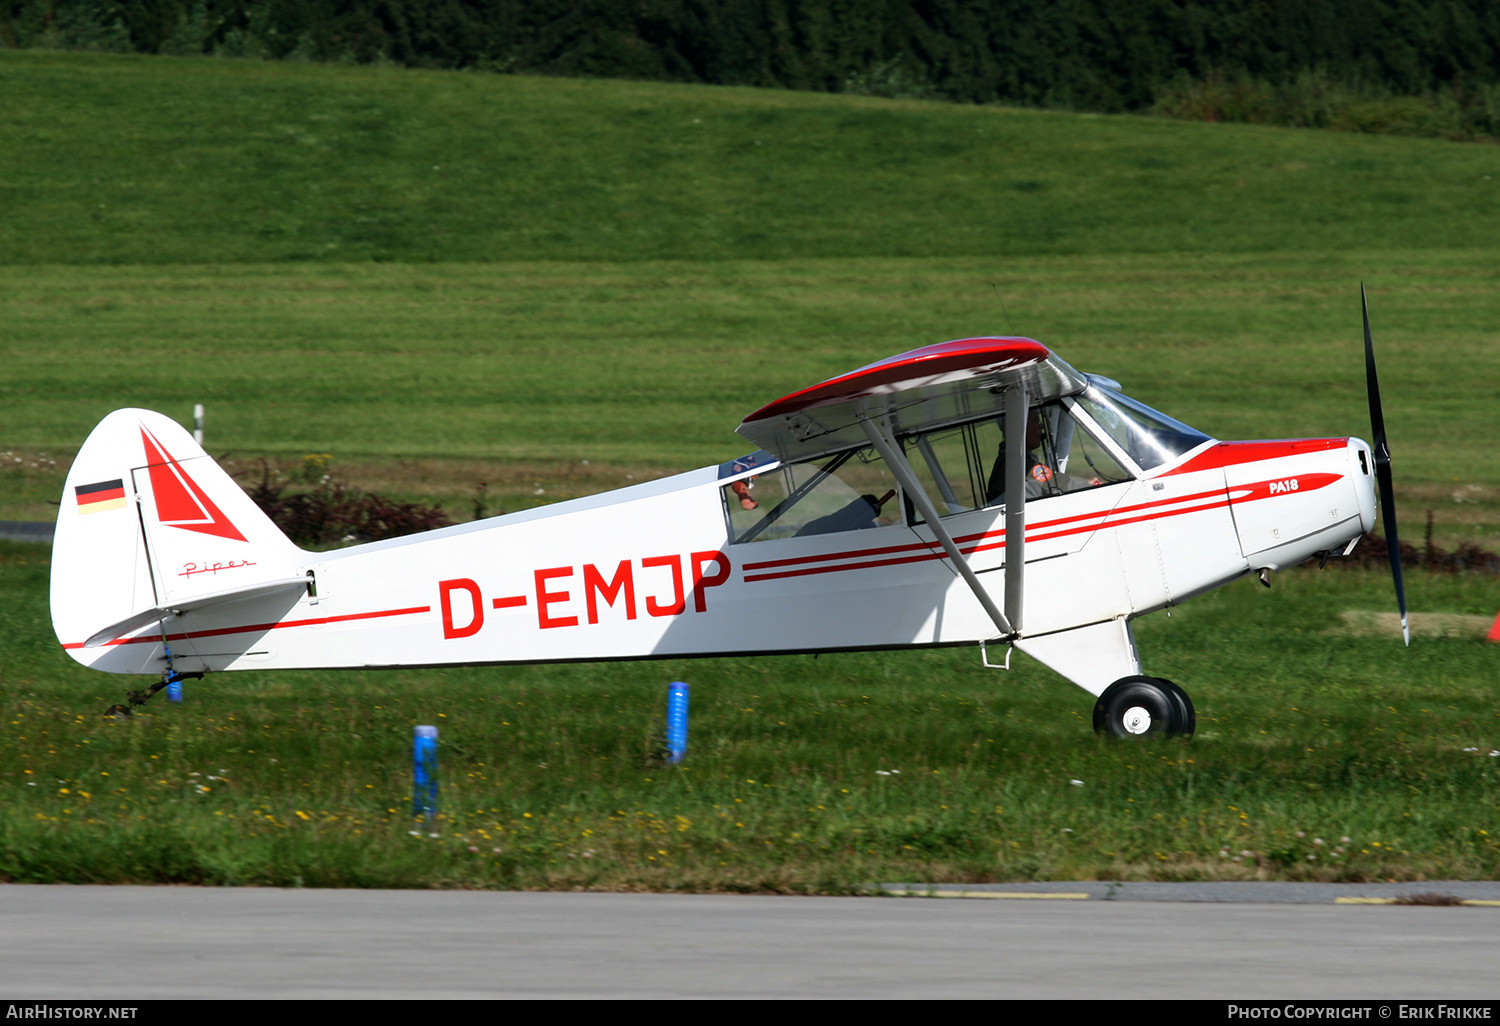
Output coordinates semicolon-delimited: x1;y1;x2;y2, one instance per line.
736;337;1087;461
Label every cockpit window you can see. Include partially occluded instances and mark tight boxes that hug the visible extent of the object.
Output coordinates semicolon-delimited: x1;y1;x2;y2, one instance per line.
724;446;901;543
1071;388;1211;471
902;401;1132;523
722;396;1159;540
903;422;986;517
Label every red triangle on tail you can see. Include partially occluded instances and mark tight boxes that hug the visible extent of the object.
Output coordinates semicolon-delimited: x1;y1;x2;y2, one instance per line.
140;427;247;542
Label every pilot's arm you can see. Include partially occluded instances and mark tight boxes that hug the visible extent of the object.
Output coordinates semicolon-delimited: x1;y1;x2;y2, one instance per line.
730;479;757;509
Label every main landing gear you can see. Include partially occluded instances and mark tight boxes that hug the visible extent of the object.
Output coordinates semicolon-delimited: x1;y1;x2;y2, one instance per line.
1093;675;1195;738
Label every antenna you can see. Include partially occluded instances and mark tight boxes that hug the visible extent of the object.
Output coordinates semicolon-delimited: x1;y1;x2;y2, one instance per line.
991;283;1016;335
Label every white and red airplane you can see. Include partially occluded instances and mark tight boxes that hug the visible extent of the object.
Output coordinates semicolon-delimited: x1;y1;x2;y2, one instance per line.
51;294;1406;736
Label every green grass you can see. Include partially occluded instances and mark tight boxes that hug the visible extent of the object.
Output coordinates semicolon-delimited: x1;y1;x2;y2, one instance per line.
3;252;1497;545
2;53;1497;543
3;50;1500;266
2;541;1497;888
1;52;1497;887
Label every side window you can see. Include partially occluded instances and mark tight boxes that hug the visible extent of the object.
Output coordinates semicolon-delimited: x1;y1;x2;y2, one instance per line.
904;425;980;517
989;403;1133;501
906;402;1133;523
905;412;1035;522
724;447;901;543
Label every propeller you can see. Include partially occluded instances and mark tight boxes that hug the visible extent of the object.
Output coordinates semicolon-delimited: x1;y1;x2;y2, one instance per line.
1362;283;1409;646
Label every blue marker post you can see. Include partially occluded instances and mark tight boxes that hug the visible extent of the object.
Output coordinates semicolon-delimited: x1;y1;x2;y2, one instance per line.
412;725;439;836
665;682;690;765
162;641;183;702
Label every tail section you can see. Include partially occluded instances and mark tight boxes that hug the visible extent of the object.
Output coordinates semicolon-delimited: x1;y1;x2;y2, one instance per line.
52;409;306;673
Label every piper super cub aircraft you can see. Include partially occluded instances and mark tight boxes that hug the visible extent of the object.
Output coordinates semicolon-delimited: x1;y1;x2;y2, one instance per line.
52;292;1407;736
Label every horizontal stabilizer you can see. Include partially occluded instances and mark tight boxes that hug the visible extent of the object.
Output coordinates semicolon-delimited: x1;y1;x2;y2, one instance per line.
84;576;309;649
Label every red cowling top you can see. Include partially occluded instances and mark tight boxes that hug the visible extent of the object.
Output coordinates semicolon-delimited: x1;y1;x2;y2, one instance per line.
1161;438;1350;477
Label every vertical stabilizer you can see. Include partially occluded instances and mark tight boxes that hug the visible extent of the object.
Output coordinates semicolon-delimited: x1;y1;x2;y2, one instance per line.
51;409;304;671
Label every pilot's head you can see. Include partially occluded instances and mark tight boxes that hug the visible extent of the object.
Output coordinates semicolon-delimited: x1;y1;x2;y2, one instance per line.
1025;410;1044;451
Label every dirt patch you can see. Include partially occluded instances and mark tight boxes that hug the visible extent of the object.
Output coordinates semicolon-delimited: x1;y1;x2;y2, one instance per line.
1392;893;1464;906
1333;610;1496;640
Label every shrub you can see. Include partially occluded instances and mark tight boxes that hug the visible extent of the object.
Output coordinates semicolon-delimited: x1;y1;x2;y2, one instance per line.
1151;70;1500;142
246;459;452;548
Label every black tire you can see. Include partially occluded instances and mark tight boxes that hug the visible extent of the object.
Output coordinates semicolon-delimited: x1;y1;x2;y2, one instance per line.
1092;676;1194;738
1152;677;1196;737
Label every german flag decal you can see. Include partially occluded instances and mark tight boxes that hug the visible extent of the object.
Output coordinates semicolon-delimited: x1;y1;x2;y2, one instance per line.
76;479;127;514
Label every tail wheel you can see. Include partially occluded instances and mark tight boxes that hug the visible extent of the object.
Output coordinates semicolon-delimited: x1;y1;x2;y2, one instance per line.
1093;676;1195;738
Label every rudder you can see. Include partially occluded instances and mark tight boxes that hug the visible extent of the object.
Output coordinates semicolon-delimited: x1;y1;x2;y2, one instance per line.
52;409;304;672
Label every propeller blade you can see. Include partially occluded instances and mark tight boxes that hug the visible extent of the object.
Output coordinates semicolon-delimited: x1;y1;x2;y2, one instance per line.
1363;283;1409;645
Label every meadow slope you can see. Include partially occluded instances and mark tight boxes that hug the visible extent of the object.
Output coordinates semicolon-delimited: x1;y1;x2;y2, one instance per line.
0;53;1496;889
2;52;1495;540
3;51;1499;265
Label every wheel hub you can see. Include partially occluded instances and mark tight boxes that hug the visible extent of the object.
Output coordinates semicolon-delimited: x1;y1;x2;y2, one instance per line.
1122;705;1152;734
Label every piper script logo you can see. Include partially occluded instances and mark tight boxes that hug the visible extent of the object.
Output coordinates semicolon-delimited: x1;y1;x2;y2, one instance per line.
139;426;247;542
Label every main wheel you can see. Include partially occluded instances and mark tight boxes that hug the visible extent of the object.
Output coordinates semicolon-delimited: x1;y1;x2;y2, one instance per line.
1092;676;1195;738
1152;677;1196;736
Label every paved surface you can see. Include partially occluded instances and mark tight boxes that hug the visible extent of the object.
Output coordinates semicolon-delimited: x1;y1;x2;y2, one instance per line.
2;885;1499;999
0;522;51;544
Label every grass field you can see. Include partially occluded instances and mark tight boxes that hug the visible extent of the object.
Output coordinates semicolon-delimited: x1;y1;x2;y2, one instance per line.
2;52;1497;542
2;541;1497;887
5;51;1499;265
1;52;1497;888
4;252;1496;546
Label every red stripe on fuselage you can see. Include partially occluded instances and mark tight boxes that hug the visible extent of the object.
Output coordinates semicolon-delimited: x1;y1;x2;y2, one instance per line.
742;537;941;572
744;548;955;583
742;485;1231;579
62;603;431;650
742;472;1342;583
1227;473;1342;503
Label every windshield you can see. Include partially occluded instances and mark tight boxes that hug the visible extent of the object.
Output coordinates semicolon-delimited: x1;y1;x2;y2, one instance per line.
1071;387;1211;471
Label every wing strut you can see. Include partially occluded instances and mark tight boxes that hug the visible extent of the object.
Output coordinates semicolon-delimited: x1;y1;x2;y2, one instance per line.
861;411;1021;641
1002;381;1027;635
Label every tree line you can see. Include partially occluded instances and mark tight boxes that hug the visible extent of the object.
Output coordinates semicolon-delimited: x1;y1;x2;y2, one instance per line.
5;0;1500;114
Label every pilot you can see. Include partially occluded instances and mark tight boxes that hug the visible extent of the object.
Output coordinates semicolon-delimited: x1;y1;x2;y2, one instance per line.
985;409;1049;504
985;409;1102;504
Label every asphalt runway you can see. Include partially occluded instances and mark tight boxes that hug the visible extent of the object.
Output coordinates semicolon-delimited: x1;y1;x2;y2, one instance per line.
3;884;1500;999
